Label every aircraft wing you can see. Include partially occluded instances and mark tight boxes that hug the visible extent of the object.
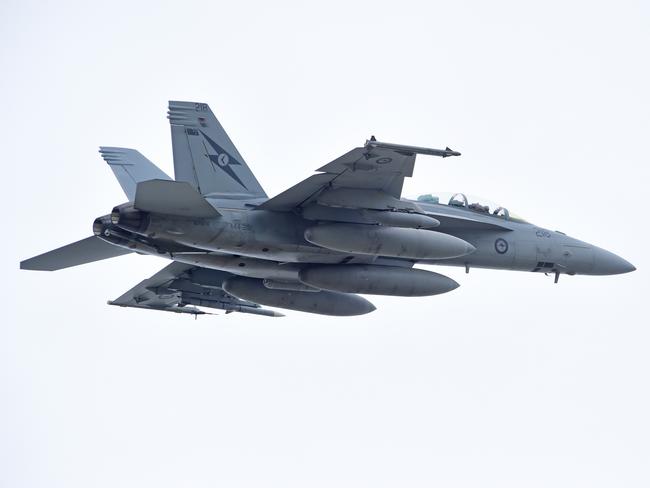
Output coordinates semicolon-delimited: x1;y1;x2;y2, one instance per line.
259;138;460;211
109;262;282;317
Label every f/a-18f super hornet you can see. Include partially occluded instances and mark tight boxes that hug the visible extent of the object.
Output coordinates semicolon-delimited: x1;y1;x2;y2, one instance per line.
20;101;636;317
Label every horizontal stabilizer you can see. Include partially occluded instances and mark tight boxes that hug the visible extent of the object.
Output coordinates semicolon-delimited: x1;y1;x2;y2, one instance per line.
100;147;171;200
20;236;131;271
134;179;220;217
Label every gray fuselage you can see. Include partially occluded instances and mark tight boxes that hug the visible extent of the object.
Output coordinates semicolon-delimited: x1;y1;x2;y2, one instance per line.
105;197;634;280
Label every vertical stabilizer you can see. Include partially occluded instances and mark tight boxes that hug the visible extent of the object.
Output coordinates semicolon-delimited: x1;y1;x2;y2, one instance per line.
167;101;266;199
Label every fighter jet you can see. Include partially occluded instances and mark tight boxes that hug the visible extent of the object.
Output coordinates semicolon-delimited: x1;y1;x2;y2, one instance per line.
20;101;636;317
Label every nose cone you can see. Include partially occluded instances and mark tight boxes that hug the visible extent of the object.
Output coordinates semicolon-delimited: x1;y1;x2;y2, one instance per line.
591;248;636;275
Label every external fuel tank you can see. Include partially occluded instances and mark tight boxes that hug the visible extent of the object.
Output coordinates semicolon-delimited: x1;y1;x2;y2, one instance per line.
304;224;475;260
299;264;459;296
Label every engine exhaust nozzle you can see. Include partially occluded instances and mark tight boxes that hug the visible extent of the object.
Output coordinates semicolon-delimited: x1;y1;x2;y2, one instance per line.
93;215;112;237
111;204;150;235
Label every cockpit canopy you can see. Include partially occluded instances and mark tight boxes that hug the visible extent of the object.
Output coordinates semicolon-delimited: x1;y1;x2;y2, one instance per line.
416;192;528;223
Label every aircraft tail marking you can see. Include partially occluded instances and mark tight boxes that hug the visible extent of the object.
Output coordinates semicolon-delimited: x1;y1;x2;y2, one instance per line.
167;101;266;199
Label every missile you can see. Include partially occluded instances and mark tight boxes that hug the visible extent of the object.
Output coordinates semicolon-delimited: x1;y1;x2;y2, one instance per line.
299;265;459;297
223;277;376;316
226;307;285;317
230;306;284;318
304;223;475;260
181;296;284;317
364;137;461;158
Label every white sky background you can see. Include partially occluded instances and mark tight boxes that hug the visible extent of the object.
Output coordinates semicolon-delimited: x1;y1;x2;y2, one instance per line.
2;0;649;486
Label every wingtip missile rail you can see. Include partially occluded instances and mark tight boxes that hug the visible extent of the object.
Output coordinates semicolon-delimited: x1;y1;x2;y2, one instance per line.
365;136;461;158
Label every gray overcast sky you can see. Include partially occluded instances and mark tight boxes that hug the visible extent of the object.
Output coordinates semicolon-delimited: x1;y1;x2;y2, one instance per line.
2;0;649;486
